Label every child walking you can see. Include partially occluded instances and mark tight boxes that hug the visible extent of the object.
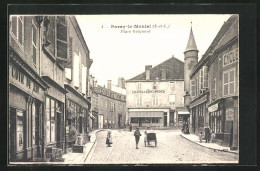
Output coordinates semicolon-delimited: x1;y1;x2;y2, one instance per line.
106;130;113;147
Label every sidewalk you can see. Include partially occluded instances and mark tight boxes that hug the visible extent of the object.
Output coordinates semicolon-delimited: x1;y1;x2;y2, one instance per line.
62;129;104;163
181;133;238;155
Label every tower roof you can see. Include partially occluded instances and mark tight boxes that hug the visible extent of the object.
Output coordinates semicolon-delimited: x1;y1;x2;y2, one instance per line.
185;27;198;53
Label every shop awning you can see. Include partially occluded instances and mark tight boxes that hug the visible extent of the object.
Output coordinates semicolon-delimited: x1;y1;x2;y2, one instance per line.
178;111;190;115
129;111;163;118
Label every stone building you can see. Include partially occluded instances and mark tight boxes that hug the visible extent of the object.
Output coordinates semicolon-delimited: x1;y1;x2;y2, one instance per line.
89;79;126;129
186;15;239;150
9;15;92;162
126;57;187;128
9;16;49;162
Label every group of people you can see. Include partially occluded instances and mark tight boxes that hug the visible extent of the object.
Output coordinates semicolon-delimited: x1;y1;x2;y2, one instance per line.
106;126;151;149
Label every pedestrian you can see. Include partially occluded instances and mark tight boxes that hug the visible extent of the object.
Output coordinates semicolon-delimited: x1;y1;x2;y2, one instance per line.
199;131;203;143
184;122;190;134
204;123;211;143
129;123;132;132
106;130;113;147
144;126;150;145
211;130;216;143
134;127;142;149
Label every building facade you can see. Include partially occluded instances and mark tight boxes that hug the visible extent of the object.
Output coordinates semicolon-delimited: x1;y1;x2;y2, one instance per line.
187;15;239;149
89;79;126;129
9;15;92;162
126;57;187;128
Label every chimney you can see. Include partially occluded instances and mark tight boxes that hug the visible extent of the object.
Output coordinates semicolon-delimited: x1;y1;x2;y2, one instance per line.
107;80;112;90
161;68;166;80
145;65;152;80
122;77;126;89
118;77;122;88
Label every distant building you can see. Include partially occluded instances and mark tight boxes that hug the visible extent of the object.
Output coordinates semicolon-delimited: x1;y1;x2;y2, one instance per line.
88;77;126;129
126;57;187;128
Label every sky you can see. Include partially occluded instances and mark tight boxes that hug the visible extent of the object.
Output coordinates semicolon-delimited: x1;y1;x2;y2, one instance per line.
76;14;232;87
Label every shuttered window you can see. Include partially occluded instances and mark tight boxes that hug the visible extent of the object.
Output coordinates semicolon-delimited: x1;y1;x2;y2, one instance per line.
199;69;203;90
203;66;208;88
223;69;236;96
32;19;37;65
56;16;67;59
10;16;24;47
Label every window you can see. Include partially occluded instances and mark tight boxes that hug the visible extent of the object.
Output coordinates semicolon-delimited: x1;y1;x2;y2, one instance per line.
11;16;24;47
56;16;68;59
46;97;56;143
152;118;159;123
152;95;159;106
223;69;235;96
198;104;204;127
131;118;138;123
136;96;142;106
169;94;175;105
170;82;175;90
137;83;142;90
32;102;36;145
199;69;203;89
196;77;199;97
153;81;159;89
143;118;150;123
32;19;37;65
16;110;24;152
190;80;195;97
223;49;238;67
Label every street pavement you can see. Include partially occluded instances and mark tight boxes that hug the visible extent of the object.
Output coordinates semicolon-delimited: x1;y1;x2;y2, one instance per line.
85;129;238;164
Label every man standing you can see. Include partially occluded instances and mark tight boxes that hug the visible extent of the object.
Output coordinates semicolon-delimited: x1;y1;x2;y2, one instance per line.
134;127;142;149
204;123;211;143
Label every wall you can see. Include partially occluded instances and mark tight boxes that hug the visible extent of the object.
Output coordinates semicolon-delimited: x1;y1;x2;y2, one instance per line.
126;81;185;109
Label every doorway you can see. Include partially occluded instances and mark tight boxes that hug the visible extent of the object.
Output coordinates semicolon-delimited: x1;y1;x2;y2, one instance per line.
139;118;143;127
164;112;167;126
118;115;122;128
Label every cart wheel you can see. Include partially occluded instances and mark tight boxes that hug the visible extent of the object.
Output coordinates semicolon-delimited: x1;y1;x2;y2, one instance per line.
155;141;157;147
145;141;146;147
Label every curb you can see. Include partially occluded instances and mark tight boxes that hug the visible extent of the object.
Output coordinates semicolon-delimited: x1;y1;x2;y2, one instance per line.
180;134;238;155
82;129;105;162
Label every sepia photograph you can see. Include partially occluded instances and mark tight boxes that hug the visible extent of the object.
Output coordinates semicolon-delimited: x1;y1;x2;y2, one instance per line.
8;9;242;165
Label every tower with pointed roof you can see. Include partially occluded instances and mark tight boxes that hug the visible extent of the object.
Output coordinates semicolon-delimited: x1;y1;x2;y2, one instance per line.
184;24;199;108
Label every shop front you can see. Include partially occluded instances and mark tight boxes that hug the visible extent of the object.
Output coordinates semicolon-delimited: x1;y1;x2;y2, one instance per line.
64;84;91;151
208;97;238;149
9;53;47;162
176;107;190;127
42;76;67;156
190;93;209;134
92;110;98;129
129;109;169;128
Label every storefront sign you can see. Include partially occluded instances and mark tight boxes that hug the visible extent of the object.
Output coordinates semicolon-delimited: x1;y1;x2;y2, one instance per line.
131;89;165;94
226;108;234;121
190;94;208;108
11;65;40;94
208;103;219;112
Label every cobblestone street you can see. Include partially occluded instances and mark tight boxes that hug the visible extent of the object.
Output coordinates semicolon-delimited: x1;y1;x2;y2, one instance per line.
85;129;238;164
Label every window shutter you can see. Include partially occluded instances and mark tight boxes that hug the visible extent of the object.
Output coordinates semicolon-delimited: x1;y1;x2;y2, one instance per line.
203;66;208;88
212;78;216;99
56;16;67;59
81;65;87;95
229;70;235;95
190;80;195;97
33;46;37;64
18;17;23;45
11;16;17;36
73;52;80;88
223;72;229;96
200;69;204;89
